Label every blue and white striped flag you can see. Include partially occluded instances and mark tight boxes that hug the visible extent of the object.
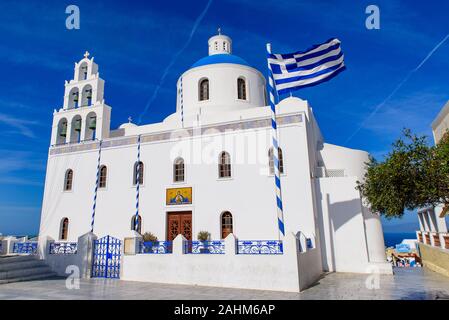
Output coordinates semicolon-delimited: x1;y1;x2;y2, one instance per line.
268;38;345;95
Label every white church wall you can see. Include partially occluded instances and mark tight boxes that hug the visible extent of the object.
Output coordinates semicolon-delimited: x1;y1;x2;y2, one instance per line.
40;112;319;244
39;149;100;242
121;233;321;293
315;177;371;273
362;209;386;263
320;143;387;264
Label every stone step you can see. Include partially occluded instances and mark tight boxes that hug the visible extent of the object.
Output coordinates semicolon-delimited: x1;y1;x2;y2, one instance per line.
0;255;38;265
0;259;46;272
0;265;53;280
0;272;59;285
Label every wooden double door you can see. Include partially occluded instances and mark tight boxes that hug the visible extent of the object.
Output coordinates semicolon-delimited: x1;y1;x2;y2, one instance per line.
167;211;192;241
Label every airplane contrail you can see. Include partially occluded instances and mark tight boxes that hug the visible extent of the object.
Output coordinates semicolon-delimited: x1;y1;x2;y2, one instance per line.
345;33;449;144
137;0;214;124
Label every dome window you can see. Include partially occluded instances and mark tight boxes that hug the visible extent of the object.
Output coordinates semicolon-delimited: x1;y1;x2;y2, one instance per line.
199;78;209;101
237;78;247;100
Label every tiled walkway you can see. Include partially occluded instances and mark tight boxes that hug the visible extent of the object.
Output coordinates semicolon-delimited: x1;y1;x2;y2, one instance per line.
1;268;449;300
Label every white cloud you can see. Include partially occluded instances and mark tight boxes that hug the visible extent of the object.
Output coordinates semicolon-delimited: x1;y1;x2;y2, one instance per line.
362;91;448;139
0;113;41;138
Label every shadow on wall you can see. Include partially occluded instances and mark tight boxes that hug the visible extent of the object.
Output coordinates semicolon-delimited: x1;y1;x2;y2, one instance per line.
315;182;365;272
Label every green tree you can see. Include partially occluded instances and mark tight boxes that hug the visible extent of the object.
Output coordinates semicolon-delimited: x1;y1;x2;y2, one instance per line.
357;129;449;218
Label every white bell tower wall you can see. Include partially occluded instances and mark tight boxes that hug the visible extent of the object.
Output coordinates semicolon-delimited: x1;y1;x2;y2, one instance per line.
50;52;111;145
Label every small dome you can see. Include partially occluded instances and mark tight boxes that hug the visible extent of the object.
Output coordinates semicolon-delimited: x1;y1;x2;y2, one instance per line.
119;122;137;129
279;96;305;104
191;54;250;68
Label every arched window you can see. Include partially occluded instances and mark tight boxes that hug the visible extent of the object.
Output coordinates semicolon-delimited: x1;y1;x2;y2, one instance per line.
85;112;97;141
269;147;284;175
237;78;246;100
69;88;80;109
133;161;144;185
81;85;93;107
199;79;209;101
221;212;233;239
70;115;82;143
99;165;107;188
173;157;185;182
64;169;73;191
131;215;142;234
218;151;231;178
78;62;88;81
56;118;68;145
60;218;69;240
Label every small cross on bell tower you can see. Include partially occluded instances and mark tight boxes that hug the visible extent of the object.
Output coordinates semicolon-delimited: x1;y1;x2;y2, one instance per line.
84;51;90;59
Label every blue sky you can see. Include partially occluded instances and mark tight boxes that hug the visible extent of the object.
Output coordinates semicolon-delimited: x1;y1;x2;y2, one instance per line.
0;0;448;235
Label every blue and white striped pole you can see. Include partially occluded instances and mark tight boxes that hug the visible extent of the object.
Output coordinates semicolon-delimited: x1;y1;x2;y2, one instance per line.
134;135;141;232
267;43;285;238
90;140;102;233
180;78;184;128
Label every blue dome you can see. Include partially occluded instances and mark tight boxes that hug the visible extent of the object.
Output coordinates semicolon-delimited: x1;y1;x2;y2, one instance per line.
191;54;250;68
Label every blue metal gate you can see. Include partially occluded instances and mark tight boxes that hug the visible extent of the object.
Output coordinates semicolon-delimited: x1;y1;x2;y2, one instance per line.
91;235;121;279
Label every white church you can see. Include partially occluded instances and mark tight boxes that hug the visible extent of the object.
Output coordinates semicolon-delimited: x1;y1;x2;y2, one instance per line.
36;32;392;292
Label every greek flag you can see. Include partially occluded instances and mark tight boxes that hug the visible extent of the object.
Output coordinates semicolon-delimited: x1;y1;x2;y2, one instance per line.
268;38;345;95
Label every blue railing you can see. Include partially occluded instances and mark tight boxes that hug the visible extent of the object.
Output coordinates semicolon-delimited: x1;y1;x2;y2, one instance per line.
237;240;283;254
49;242;78;255
139;241;173;254
185;241;225;254
12;242;38;255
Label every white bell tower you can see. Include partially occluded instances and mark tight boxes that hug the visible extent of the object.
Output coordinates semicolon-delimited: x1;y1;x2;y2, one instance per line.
50;51;111;146
63;51;105;110
208;28;232;55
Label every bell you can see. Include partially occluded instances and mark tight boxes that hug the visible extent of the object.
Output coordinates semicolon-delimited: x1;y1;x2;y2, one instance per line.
59;122;67;137
72;92;79;102
88;116;96;130
74;119;82;132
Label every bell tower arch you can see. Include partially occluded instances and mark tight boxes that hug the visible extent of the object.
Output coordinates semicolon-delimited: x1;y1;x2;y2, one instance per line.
63;51;104;110
50;52;111;146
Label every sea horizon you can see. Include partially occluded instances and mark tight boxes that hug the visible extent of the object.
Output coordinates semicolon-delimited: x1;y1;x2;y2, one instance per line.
384;232;417;248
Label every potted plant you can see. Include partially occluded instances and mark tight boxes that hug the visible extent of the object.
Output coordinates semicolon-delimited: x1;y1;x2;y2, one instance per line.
197;231;211;253
142;232;158;253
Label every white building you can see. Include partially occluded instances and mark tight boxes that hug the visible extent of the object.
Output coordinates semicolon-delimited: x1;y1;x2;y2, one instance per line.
416;101;449;250
37;32;391;292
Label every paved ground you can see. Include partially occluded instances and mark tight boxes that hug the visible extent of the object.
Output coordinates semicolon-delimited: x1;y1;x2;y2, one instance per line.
1;267;449;300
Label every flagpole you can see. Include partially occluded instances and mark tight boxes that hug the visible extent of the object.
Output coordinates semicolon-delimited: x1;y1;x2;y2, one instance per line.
180;77;184;128
134;135;141;233
266;43;285;240
90;139;102;233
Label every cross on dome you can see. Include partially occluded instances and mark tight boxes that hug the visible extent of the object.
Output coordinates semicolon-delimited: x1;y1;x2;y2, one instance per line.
217;27;221;35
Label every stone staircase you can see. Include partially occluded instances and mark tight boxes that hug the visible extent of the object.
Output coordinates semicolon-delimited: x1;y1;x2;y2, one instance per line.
0;255;58;284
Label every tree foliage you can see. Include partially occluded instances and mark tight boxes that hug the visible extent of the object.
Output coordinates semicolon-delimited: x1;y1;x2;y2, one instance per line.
357;129;449;218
